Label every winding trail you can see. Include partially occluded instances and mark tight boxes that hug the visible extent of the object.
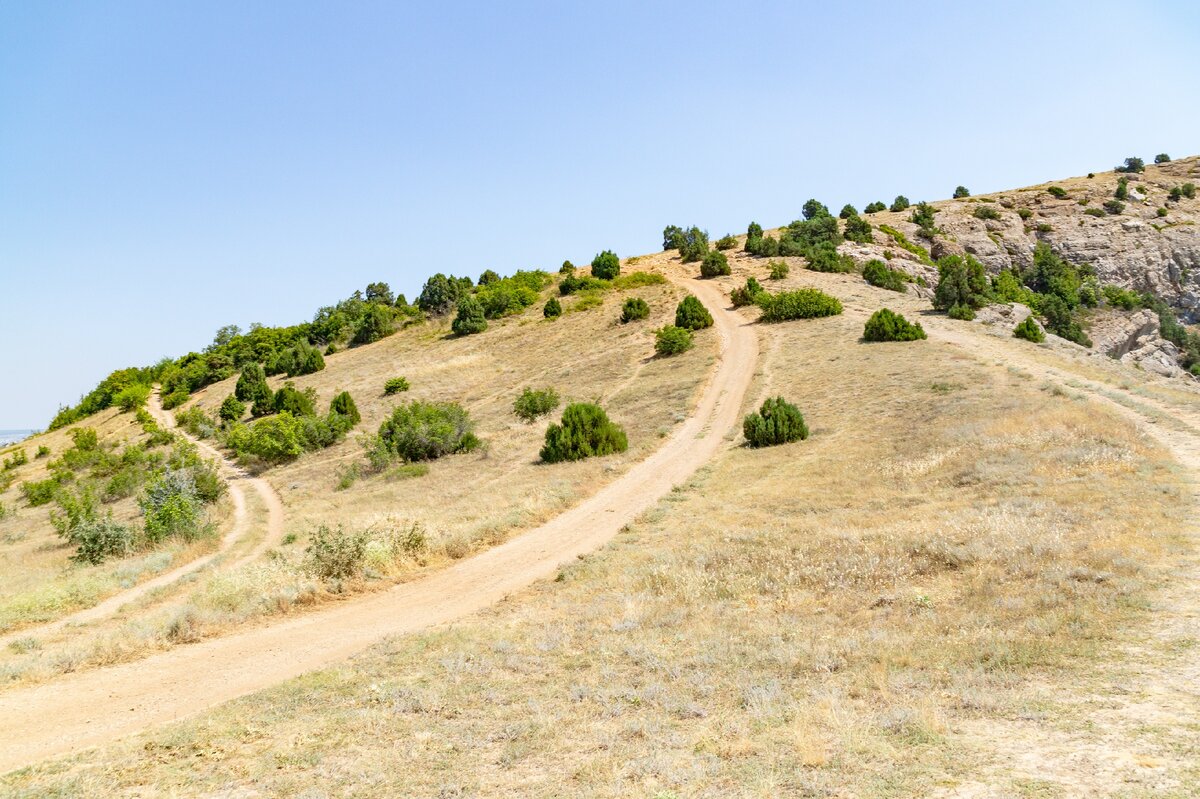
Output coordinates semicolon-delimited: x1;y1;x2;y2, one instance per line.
0;391;283;651
0;277;758;774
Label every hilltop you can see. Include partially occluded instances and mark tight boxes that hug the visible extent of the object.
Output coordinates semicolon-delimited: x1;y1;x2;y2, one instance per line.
1;154;1199;797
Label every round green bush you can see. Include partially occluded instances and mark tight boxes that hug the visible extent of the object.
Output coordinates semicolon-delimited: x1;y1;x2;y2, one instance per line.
219;395;245;423
973;205;1001;221
862;259;906;292
758;288;842;322
863;308;927;342
591;250;621;280
544;297;562;319
452;294;488;336
329;391;360;425
1013;316;1046;343
699;250;731;278
621;297;650;323
715;234;738;251
383;376;410;395
675;295;713;330
378;401;480;462
654;325;694;356
890;195;910;212
273;383;316;417
954;186;971;198
730;276;764;308
513;387;560;422
540;403;628;463
743;397;808;448
947;303;976;321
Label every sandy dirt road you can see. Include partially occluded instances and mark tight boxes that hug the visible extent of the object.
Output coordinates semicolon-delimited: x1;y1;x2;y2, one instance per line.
0;276;758;774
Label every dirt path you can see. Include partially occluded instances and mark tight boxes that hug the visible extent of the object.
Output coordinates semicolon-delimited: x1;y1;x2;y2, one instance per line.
0;277;758;774
0;390;281;651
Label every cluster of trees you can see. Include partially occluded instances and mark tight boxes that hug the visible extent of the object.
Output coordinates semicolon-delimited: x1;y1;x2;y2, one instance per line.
741;200;868;270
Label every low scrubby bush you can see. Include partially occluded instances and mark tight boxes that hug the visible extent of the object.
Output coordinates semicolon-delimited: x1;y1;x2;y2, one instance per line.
378;401;480;462
384;376;410;395
863;308;927;341
862;259;907;292
767;260;789;280
540;403;628;463
3;449;27;470
948;303;976;321
1155;153;1171;164
621;297;650;323
114;383;152;411
219;395;245;423
805;243;855;273
140;468;208;544
71;516;134;564
654;325;694;356
1013;316;1045;343
513;387;560;422
839;204;857;219
273;382;317;417
543;297;562;318
842;213;873;244
742;397;807;448
933;254;989;311
675;295;713;330
559;274;610;295
757;288;843;322
1103;199;1125;215
352;303;396;345
973;205;1001;221
1102;285;1142;311
1115;156;1145;173
1046;186;1068;199
700;250;730;278
306;524;368;580
715;234;738;250
730;277;765;308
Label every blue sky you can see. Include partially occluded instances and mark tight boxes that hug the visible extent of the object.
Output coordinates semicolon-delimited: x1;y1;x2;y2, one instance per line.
2;1;1198;428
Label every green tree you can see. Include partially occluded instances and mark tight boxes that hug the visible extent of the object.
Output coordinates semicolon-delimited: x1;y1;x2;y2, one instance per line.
452;294;488;335
654;325;694;356
699;250;730;278
838;204;857;219
219;395;245;423
675;295;713;330
329;391;360;425
1155;153;1171;164
540;403;628;463
543;297;562;318
1116;156;1145;173
953;186;970;198
620;297;650;323
842;213;872;244
803;199;829;220
890;195;910;212
933;255;989;311
862;308;927;341
591;250;621;279
742;397;807;448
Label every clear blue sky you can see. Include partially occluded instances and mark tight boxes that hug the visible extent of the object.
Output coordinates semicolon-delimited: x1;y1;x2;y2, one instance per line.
2;1;1198;429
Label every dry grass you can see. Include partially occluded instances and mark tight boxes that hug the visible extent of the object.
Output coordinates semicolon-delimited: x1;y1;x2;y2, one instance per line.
6;265;1186;797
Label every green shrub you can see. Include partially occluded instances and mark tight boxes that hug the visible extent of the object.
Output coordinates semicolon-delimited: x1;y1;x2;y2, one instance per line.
767;260;789;280
933;254;988;311
620;297;650;323
271;341;325;377
1115;177;1129;201
758;289;843;322
114;384;152;411
513;387;560;422
329;391;360;425
730;277;765;308
3;449;27;470
305;524;368;580
948;303;976;321
973;205;1001;221
1157;207;1169;218
1103;199;1124;215
889;196;910;212
953;186;970;198
1155;153;1171;164
417;273;471;315
560;260;575;274
540;403;628;463
805;243;855;273
715;234;738;250
1013;317;1045;343
677;228;709;263
878;225;934;266
864;201;886;214
699;250;730;278
742;397;808;448
1115;156;1145;173
1018;207;1033;220
543;297;562;318
559;274;610;295
140;469;208;544
477;269;500;286
802;199;829;220
352;303;396;345
175;406;218;439
1182;183;1196;199
378;401;480;462
909;201;937;230
161;389;190;410
662;225;686;250
746;235;780;257
35;446;50;459
452;294;488;335
654;325;694;356
1084;207;1105;217
228;412;306;463
384;377;411;395
235;362;270;403
863;308;927;342
675;295;713;330
1103;285;1142;311
839;204;857;219
71;516;134;565
862;259;907;292
612;271;666;290
219;395;245;423
1038;294;1090;345
273;382;317;417
1046;186;1068;199
842;213;873;244
591;250;621;280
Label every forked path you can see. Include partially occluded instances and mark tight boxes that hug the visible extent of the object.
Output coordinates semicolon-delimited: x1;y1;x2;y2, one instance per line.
0;391;282;651
0;277;758;774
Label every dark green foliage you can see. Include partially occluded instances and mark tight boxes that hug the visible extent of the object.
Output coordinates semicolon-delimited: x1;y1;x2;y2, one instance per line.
730;277;765;308
591;250;621;280
1013;317;1045;343
677;228;709;264
862;259;907;292
544;297;562;318
452;294;488;336
219;395;245;423
1115;177;1129;201
1115;157;1145;173
675;295;713;330
270;341;326;377
1103;199;1125;215
863;308;927;342
662;225;686;251
352;303;397;346
273;382;317;417
540;403;628;463
1084;207;1106;217
864;201;886;214
378;401;480;462
559;274;610;295
1046;186;1068;199
22;476;62;507
742;397;807;448
889;196;910;212
478;269;500;286
805;243;855;273
329;391;360;425
973;205;1001;221
654;325;694;356
383;376;410;395
802;199;829;220
909;202;938;237
758;288;843;322
1182;183;1197;199
560;260;575;274
620;297;650;323
767;260;789;280
948;303;976;321
513;387;560;422
306;524;368;580
953;186;970;198
699;250;731;278
744;222;763;252
1158;207;1169;218
364;282;394;305
1139;293;1200;370
417;273;471;315
1039;294;1090;345
933;255;989;311
1155;153;1171;164
250;392;275;418
746;235;780;257
839;204;857;219
715;234;738;251
140;468;209;544
842;213;872;244
1018;207;1034;220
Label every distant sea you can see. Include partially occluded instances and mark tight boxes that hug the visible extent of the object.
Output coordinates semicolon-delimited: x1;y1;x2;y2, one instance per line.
0;430;36;447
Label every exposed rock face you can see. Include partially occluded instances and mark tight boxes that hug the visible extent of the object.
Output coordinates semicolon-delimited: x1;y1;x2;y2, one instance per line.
1089;309;1160;358
975;302;1033;334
